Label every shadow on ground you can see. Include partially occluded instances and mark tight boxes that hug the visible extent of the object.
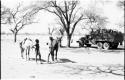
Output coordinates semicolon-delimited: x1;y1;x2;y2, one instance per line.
29;58;46;62
62;45;124;54
58;58;76;63
101;48;124;53
59;64;124;76
61;45;124;50
110;48;125;50
28;58;76;64
60;46;80;48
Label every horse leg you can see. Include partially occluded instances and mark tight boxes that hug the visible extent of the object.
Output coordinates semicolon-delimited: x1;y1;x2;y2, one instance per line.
20;42;24;59
21;48;24;59
27;47;30;60
47;53;51;63
26;48;28;60
51;51;54;62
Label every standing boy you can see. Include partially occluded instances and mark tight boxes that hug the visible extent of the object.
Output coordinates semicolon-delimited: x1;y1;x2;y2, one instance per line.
33;39;42;63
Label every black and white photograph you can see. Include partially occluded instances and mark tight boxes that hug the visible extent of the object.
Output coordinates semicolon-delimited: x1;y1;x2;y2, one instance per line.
1;0;124;80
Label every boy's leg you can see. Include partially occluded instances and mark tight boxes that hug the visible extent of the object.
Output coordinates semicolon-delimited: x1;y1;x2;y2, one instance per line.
35;50;38;63
38;51;42;62
36;54;37;63
39;54;41;61
48;53;51;63
55;48;58;61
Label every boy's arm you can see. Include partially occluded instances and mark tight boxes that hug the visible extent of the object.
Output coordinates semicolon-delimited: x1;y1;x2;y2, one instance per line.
32;44;36;48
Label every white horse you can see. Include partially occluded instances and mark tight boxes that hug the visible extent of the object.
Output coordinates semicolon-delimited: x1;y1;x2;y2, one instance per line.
19;38;33;60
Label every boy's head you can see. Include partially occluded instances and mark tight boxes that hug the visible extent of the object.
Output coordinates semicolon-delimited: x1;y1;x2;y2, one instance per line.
35;39;39;43
49;36;53;41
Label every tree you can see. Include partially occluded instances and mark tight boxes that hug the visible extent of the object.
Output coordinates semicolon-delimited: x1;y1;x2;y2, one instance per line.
1;5;10;24
82;9;108;33
116;0;124;28
1;3;40;42
35;1;86;47
117;0;124;10
48;27;56;36
55;27;65;47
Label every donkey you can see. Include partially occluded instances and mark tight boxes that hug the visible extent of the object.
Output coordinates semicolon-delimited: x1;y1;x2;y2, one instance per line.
47;36;60;63
19;38;33;60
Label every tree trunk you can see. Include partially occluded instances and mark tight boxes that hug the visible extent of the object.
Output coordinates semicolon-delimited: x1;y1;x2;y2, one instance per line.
14;32;17;43
67;35;71;47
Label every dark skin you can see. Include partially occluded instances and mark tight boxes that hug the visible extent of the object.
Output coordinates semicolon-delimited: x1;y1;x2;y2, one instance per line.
20;42;24;59
33;39;42;63
48;37;59;63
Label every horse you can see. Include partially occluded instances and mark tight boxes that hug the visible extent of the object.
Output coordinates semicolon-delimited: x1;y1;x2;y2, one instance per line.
19;38;33;60
47;36;60;63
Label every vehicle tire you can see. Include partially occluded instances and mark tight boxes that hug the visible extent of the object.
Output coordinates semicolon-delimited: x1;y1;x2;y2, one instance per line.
79;43;81;47
97;42;103;49
86;44;91;47
103;42;110;50
79;43;84;47
111;43;118;49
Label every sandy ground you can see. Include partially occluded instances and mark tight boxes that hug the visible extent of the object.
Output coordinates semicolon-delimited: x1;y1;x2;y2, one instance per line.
1;35;124;80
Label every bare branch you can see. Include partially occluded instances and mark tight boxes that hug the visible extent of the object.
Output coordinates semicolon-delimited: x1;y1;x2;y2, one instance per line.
69;1;78;22
83;9;108;31
9;29;14;33
13;3;21;17
71;14;84;35
64;1;69;21
44;8;61;18
48;27;56;35
51;1;68;22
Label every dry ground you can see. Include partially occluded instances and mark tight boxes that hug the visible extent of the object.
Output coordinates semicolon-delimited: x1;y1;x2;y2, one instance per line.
1;35;124;80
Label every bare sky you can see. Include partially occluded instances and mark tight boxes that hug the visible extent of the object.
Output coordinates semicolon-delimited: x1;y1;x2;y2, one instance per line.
1;0;124;34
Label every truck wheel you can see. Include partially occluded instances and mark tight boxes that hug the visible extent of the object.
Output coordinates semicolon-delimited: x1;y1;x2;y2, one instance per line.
97;42;103;49
103;42;110;50
79;43;84;47
79;43;81;47
86;44;91;47
111;43;118;49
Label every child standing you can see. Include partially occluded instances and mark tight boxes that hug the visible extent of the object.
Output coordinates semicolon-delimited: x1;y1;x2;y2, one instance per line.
33;39;42;63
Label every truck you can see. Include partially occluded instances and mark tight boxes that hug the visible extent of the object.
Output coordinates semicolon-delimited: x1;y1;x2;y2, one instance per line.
76;29;124;50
